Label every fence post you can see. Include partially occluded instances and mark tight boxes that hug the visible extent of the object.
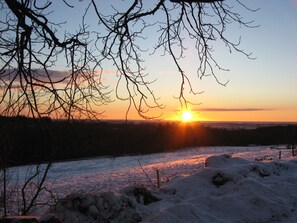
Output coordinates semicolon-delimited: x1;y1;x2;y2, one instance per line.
157;169;160;189
279;151;281;159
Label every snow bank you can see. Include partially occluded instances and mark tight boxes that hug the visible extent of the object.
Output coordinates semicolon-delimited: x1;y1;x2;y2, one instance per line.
49;186;159;223
46;154;297;223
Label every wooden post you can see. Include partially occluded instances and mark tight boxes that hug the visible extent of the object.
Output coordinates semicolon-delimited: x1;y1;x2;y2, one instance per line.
279;151;282;159
157;169;160;189
292;145;295;157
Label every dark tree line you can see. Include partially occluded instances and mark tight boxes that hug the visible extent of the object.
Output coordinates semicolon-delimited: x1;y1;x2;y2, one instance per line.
1;116;296;167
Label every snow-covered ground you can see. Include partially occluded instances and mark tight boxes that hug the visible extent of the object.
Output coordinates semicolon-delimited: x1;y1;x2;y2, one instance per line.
8;146;285;196
3;146;297;222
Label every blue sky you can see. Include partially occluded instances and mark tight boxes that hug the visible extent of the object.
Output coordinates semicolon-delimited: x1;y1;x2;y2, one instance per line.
177;0;296;121
100;0;297;121
3;0;296;121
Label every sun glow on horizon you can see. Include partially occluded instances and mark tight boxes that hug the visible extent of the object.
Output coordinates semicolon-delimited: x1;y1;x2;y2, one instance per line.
181;110;193;122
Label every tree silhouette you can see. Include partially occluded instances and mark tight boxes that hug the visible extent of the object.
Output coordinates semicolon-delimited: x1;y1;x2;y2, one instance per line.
0;0;258;216
0;0;257;119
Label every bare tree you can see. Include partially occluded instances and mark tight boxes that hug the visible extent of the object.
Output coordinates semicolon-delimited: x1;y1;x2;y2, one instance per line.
0;0;111;120
0;0;257;120
0;0;257;216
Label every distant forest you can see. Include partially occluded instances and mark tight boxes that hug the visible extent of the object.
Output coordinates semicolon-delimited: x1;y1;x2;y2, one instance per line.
1;116;297;167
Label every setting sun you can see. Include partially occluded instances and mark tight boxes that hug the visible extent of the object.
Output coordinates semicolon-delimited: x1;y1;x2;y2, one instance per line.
181;110;193;122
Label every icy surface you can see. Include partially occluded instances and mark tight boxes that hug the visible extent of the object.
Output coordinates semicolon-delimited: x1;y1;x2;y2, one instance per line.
4;146;297;222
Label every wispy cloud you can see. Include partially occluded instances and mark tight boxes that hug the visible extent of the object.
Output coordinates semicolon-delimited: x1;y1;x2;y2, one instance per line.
1;69;69;83
199;108;273;112
0;68;109;83
102;69;118;75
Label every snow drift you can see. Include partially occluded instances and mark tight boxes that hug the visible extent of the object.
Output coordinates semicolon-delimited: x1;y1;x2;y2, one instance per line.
45;154;297;223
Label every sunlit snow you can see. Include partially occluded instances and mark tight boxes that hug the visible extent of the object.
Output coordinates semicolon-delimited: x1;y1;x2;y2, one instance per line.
3;146;297;222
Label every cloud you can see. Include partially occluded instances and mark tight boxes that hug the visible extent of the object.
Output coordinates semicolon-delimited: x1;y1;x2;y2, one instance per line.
102;69;118;75
199;108;273;112
1;69;70;83
0;68;108;84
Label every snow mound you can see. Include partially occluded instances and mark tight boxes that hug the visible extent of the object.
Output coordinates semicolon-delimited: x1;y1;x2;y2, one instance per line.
51;186;160;223
48;155;297;223
143;155;297;222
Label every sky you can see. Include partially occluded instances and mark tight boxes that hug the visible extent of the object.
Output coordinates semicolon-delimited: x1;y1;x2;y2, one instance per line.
99;0;297;122
3;0;297;122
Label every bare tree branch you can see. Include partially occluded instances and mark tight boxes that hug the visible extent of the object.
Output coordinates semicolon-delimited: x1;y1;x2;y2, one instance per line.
0;0;258;117
0;1;258;215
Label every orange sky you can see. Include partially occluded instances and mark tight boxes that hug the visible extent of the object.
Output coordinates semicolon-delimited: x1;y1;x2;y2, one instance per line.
101;102;297;123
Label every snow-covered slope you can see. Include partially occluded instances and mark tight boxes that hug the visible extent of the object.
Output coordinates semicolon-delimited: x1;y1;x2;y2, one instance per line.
49;151;297;223
4;146;297;222
140;154;297;222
